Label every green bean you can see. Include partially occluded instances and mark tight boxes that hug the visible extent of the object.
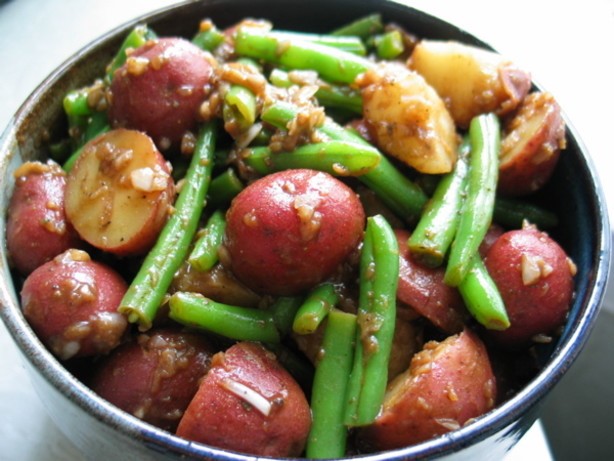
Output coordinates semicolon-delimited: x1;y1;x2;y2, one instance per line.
168;292;280;343
118;123;216;330
345;214;399;427
494;196;559;229
292;283;339;335
445;113;500;286
234;27;373;84
63;118;110;172
307;309;357;458
261;102;428;221
207;168;244;207
192;26;225;52
270;30;367;55
458;255;510;330
374;30;404;59
408;139;470;268
106;24;157;81
243;140;380;177
331;13;384;39
188;210;226;272
63;88;92;118
269;69;363;114
223;84;258;131
268;296;304;335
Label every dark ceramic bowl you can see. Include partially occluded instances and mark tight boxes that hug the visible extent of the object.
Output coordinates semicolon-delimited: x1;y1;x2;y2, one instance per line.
0;0;610;459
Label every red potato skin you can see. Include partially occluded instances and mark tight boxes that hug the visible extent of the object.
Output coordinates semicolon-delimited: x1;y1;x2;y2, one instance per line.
108;37;214;149
20;249;128;360
224;169;365;296
395;229;467;334
484;226;575;347
176;341;311;457
6;161;82;275
359;329;497;451
498;92;566;196
89;329;214;432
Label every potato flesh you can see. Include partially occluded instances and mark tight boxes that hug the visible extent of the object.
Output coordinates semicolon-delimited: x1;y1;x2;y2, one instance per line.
357;62;458;174
409;40;531;128
65;129;173;255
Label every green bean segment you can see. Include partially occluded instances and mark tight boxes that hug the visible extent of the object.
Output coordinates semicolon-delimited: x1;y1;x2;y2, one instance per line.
118;123;216;330
345;215;399;427
188;210;227;272
292;283;339;335
269;30;367;55
445;113;500;286
243;140;381;176
331;13;384;39
307;309;357;458
168;292;280;343
106;24;157;82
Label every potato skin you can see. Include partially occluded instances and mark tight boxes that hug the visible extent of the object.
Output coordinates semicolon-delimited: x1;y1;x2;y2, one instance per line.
396;229;467;334
408;40;531;129
176;341;311;457
89;329;214;432
359;329;497;451
484;225;575;347
108;37;214;149
6;160;82;275
498;92;566;196
20;249;128;360
224;169;365;295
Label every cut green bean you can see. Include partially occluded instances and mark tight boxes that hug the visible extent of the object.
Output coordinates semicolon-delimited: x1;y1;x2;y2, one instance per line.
261;102;428;221
118;123;216;330
188;210;227;272
374;30;404;59
223;84;258;130
458;255;510;330
192;26;225;51
270;30;367;55
268;296;304;335
494;196;559;229
331;13;384;39
445;113;500;286
234;27;373;84
106;24;157;81
307;309;357;458
243;140;380;177
168;292;280;343
408;139;470;268
63;88;92;118
207;168;244;206
292;283;339;335
345;214;399;427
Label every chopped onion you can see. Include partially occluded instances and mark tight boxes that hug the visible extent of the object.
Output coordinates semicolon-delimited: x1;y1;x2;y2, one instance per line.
220;378;273;416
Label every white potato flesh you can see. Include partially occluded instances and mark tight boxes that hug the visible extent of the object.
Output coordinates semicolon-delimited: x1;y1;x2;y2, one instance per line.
408;40;531;128
65;129;175;255
356;62;458;174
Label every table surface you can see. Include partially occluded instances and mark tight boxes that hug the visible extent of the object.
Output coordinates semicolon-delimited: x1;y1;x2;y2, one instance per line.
1;1;613;460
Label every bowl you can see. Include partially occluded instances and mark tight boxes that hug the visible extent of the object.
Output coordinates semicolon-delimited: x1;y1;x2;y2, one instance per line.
0;0;610;459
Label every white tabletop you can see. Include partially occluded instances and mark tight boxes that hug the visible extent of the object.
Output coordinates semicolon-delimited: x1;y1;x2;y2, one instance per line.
1;1;613;459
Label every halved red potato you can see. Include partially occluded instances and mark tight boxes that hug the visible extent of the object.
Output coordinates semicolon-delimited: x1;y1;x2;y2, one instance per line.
6;160;82;275
176;341;311;457
65;129;175;256
484;224;575;347
498;92;566;196
408;40;531;129
355;62;458;174
396;229;468;334
89;329;215;432
358;329;497;451
20;249;128;360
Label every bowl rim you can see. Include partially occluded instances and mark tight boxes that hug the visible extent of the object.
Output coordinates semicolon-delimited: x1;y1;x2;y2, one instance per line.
0;0;611;459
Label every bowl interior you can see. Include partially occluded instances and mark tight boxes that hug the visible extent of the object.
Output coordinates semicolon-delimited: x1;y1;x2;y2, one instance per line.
0;0;610;459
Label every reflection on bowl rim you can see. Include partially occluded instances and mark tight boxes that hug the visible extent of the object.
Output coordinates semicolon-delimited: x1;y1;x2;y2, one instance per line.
0;0;611;459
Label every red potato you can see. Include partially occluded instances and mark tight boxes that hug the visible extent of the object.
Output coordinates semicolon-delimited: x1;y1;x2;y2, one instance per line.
108;37;214;149
498;92;566;196
359;329;497;451
89;329;215;432
6;160;82;275
484;224;575;347
396;229;468;334
408;40;531;129
224;169;365;295
65;129;175;256
20;249;128;360
176;341;311;457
